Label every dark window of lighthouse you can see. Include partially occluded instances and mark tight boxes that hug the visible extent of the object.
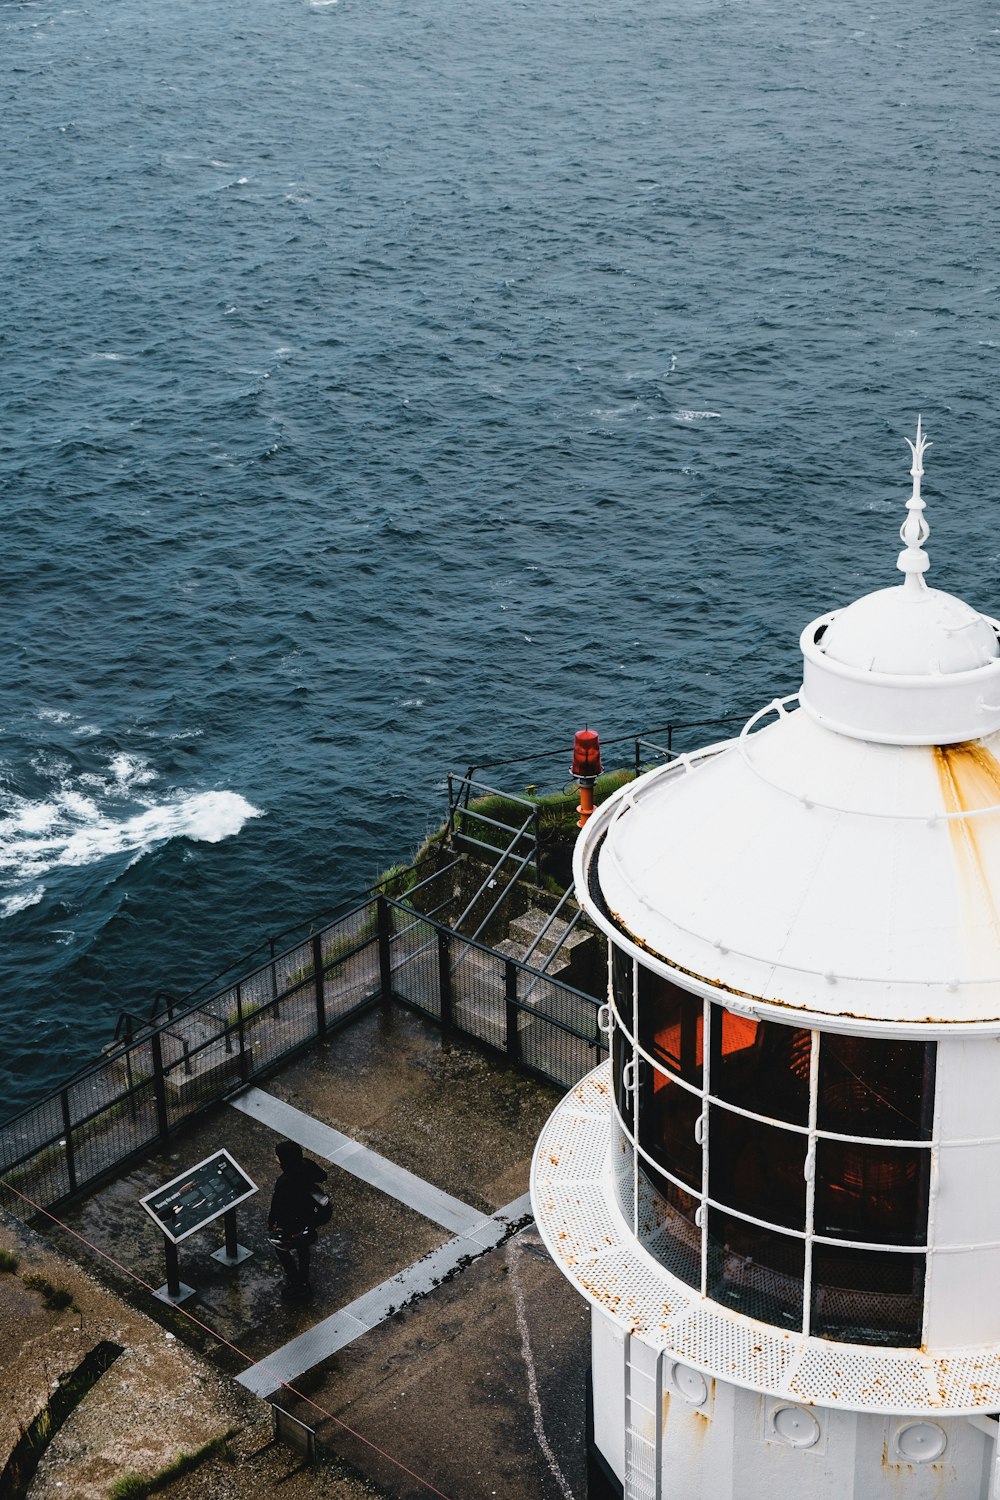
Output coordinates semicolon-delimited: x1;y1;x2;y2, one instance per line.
817;1034;935;1141
611;948;634;1032
637;969;703;1084
638;1065;703;1191
706;1210;804;1330
810;1245;924;1347
711;1011;811;1126
708;1108;807;1230
814;1140;930;1246
612;1117;635;1228
637;1160;701;1290
612;1026;634;1126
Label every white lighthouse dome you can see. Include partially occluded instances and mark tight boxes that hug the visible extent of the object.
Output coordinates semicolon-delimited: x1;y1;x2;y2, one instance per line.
796;420;1000;746
820;583;999;676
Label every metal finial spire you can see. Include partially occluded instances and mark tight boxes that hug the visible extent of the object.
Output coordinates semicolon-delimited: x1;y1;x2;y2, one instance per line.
897;416;931;591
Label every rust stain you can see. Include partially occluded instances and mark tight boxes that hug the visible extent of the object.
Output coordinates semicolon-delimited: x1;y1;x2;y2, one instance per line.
933;743;1000;950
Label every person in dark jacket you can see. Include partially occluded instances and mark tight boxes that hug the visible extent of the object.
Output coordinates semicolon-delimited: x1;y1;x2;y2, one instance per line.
267;1138;328;1292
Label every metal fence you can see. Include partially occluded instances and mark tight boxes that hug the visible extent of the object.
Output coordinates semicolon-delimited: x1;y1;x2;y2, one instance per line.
0;895;606;1214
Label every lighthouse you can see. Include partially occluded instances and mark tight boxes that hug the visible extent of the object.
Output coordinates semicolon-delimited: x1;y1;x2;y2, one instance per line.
531;423;1000;1498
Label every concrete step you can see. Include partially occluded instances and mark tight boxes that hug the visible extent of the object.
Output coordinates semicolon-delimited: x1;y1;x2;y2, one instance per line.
507;906;591;962
493;936;570;976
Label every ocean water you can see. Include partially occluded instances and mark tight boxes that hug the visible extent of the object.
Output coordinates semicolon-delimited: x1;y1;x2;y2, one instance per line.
2;0;999;1117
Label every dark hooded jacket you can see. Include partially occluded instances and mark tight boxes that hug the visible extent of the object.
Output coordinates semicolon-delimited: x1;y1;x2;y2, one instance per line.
268;1156;327;1239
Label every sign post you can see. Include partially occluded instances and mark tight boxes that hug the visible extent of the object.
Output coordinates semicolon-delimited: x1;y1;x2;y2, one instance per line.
140;1149;258;1304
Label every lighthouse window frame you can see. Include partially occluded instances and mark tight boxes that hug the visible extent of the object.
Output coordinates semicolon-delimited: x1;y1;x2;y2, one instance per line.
608;959;937;1346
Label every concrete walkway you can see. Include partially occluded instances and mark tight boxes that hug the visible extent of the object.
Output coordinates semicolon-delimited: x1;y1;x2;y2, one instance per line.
231;1088;485;1235
230;1086;534;1399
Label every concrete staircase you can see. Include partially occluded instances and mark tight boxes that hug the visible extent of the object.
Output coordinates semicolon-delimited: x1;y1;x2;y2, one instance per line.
494;905;591;977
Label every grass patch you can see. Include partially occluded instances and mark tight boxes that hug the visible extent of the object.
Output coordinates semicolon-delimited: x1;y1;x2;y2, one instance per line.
376;863;418;899
0;1246;19;1273
456;769;634;848
22;1272;77;1312
107;1431;236;1499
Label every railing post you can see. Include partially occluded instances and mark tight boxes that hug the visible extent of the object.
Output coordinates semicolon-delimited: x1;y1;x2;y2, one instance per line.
150;1031;169;1144
312;934;326;1037
60;1089;77;1195
124;1032;137;1119
446;773;456;846
533;805;542;885
377;896;393;1001
438;929;453;1028
235;983;250;1084
269;935;280;1018
505;960;521;1064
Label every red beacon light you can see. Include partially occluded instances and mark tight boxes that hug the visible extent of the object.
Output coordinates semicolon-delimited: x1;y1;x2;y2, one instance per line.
571;728;603;828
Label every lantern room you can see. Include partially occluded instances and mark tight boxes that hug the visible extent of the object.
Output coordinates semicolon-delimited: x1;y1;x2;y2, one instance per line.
531;423;1000;1499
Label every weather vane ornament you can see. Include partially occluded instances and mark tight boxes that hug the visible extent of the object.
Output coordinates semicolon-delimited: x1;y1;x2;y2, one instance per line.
897;415;931;589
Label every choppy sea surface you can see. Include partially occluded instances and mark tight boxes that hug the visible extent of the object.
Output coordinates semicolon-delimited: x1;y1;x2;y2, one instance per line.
2;0;999;1116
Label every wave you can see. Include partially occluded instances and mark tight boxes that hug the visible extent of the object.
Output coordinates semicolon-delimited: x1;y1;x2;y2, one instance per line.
0;746;263;914
1;886;45;919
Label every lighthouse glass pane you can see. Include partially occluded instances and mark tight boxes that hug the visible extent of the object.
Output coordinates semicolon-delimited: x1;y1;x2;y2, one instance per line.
711;1010;811;1125
638;1067;702;1190
612;1118;635;1226
810;1246;924;1347
637;1160;701;1290
706;1210;804;1330
708;1107;807;1230
637;968;703;1083
817;1034;935;1141
814;1140;930;1246
611;948;634;1032
612;1027;634;1125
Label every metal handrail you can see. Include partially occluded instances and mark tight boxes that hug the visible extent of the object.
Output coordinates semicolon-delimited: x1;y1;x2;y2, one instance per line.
518;880;578;968
521;903;588;1004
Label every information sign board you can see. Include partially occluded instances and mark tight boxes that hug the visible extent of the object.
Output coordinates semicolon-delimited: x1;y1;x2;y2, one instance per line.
140;1149;258;1244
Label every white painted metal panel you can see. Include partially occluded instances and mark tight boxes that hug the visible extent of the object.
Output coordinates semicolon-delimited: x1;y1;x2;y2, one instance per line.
934;1038;1000;1143
592;1305;625;1485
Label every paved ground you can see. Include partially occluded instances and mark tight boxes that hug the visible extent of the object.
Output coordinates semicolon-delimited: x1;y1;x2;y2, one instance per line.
1;1002;592;1500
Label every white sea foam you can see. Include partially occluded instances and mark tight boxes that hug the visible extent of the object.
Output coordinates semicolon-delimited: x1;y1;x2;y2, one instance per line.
1;887;45;918
0;776;263;906
54;791;262;868
109;753;157;789
672;409;721;422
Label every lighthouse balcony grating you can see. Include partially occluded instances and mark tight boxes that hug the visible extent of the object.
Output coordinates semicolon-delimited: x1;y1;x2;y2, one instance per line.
530;1063;1000;1416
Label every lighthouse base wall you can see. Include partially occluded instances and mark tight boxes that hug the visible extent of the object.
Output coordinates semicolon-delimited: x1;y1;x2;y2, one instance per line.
591;1308;996;1498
